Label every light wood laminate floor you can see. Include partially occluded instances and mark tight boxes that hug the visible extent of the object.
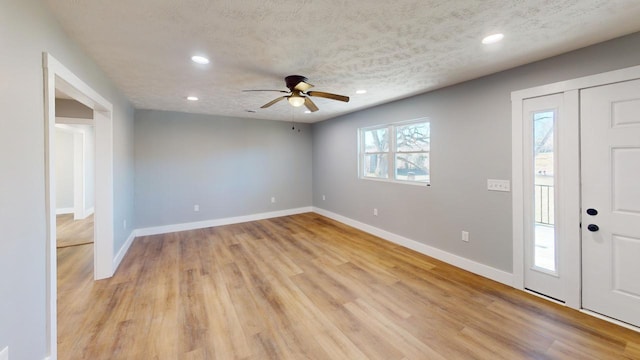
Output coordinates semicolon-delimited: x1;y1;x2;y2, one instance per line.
57;213;640;359
56;213;94;248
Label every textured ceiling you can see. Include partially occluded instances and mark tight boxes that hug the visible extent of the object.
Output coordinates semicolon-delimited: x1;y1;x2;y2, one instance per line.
45;0;640;123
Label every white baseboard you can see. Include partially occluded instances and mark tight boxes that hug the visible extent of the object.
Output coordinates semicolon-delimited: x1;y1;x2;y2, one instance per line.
312;207;514;287
113;207;313;277
73;207;95;220
580;309;640;333
135;207;314;237
112;230;136;274
57;207;92;218
109;206;639;333
119;206;512;287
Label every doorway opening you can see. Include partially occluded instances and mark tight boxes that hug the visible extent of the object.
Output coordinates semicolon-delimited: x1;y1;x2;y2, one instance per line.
54;116;95;249
43;53;114;359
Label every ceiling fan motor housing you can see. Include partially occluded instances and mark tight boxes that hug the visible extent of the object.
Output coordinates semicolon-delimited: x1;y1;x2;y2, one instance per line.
285;75;308;91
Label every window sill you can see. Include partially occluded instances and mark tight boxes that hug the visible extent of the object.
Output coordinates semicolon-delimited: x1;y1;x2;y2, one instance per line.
359;176;431;187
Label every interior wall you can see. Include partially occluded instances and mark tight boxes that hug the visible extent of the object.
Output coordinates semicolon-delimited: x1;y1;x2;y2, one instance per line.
82;125;95;211
54;124;96;215
55;128;74;210
312;32;640;273
134;110;312;229
0;1;135;359
55;98;93;118
55;98;96;214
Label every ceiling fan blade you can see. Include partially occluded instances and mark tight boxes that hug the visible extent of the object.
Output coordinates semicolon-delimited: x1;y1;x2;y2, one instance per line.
242;89;289;93
307;91;349;102
294;81;314;92
261;96;287;108
304;97;319;112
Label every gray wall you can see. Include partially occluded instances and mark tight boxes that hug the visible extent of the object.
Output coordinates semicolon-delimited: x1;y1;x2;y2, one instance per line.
135;110;312;228
0;1;135;359
312;32;640;273
55;129;74;210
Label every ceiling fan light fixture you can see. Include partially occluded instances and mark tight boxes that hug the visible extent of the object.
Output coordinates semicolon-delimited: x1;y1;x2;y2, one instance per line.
288;96;305;107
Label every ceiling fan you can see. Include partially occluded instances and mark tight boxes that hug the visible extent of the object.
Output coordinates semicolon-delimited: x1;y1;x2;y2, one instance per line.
243;75;349;112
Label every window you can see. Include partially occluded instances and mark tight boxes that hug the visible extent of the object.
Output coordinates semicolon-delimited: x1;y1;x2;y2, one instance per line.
533;110;556;272
359;119;430;184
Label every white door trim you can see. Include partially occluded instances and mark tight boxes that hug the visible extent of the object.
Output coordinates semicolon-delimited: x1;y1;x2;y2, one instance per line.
56;116;95;126
43;53;114;360
512;64;640;311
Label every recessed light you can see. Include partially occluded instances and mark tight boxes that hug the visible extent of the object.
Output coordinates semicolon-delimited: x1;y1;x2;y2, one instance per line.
356;89;367;94
304;110;311;114
191;55;210;64
482;33;504;45
186;96;199;101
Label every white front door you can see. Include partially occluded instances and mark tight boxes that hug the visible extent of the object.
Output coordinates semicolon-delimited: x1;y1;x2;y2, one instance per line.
581;79;640;328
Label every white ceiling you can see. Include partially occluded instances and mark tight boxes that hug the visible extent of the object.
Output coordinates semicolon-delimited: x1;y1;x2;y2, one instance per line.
45;0;640;123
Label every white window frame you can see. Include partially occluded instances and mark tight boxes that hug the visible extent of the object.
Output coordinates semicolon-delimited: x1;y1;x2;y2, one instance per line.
358;118;430;186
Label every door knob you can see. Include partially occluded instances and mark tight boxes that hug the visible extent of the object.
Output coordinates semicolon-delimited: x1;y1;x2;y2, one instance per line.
586;208;598;216
587;224;599;232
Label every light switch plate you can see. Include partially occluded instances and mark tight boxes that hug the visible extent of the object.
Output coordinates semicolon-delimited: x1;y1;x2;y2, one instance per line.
487;179;511;192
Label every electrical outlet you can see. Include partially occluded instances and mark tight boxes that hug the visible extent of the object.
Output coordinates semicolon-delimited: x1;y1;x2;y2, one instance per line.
373;208;378;216
0;346;8;360
271;197;276;203
487;179;511;192
462;231;469;242
194;204;200;212
322;195;326;201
